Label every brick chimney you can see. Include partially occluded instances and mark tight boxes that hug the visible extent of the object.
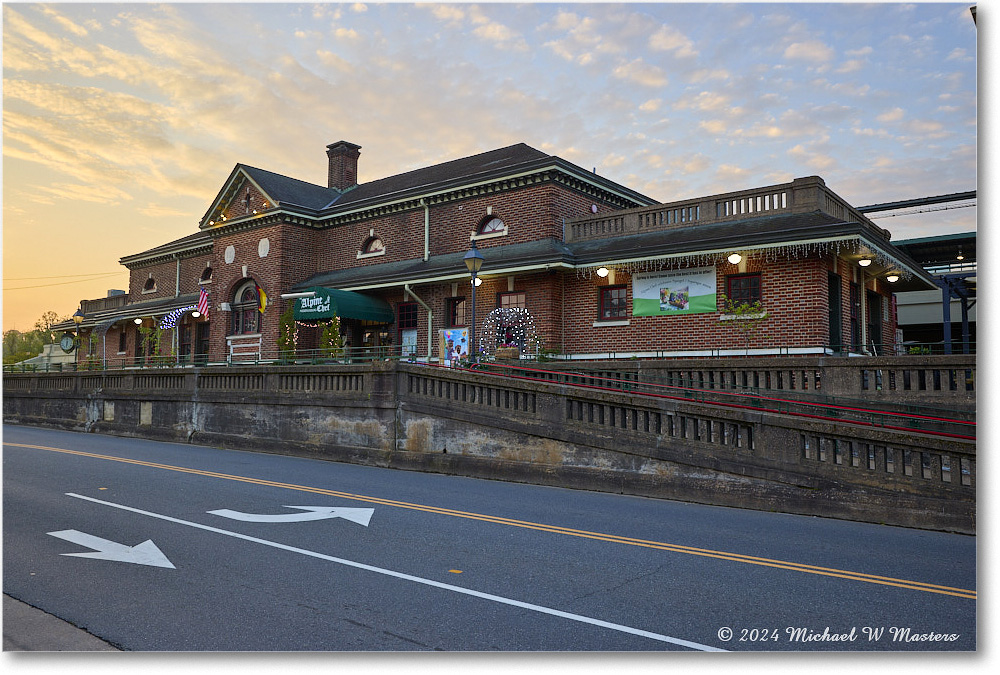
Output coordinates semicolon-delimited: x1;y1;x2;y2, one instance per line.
326;141;361;190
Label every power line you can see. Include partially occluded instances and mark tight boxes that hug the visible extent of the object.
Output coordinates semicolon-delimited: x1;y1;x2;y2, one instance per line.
4;273;123;291
3;271;123;281
867;202;976;218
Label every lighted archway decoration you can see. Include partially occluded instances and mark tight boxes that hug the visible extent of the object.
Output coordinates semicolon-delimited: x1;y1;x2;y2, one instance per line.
480;307;539;359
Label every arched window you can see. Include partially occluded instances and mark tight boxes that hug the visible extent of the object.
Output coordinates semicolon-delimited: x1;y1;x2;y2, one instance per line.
363;236;385;254
477;217;506;236
231;281;260;335
200;266;214;284
357;234;386;259
142;276;157;293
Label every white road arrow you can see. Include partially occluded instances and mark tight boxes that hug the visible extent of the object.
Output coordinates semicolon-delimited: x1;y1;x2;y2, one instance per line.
47;530;176;569
207;506;374;527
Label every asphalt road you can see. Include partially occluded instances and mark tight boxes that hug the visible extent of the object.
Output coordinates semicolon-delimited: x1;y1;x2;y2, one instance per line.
2;424;976;652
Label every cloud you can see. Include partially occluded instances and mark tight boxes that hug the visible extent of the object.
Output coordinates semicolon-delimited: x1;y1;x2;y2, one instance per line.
473;21;528;51
787;143;837;172
317;49;353;73
648;24;697;58
700;120;727;135
612;58;668;87
42;6;89;37
688;68;730;84
877;107;906;123
836;59;865;74
673;91;732;113
783;40;835;63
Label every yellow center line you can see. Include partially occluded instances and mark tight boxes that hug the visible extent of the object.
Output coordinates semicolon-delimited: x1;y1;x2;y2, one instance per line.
7;441;976;600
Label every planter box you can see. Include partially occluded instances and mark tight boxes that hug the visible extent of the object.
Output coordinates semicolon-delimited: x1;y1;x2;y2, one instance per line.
495;347;520;360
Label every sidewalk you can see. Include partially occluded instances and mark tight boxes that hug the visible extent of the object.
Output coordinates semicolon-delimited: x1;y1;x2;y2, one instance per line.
3;594;119;651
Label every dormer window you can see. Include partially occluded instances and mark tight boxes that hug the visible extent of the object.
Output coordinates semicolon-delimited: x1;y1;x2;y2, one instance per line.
142;276;157;294
200;266;214;284
474;216;507;240
357;233;386;259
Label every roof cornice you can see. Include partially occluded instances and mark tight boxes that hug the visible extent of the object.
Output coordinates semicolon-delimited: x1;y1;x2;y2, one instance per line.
198;162;654;237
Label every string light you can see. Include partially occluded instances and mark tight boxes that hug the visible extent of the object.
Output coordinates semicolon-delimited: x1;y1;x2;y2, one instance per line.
576;238;913;281
480;307;539;358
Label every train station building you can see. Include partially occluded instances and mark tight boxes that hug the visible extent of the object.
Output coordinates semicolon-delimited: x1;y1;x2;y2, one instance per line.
60;140;936;366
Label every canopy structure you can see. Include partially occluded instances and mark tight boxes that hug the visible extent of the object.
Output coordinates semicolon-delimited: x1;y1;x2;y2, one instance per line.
293;286;395;323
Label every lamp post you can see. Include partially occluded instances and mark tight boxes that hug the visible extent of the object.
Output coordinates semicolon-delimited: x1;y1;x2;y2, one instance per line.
463;241;484;363
72;309;85;367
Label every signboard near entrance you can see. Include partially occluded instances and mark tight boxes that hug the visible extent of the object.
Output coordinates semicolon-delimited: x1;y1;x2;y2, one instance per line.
439;328;469;366
295;289;335;320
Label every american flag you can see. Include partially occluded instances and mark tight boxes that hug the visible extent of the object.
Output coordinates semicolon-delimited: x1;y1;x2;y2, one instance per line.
197;287;209;317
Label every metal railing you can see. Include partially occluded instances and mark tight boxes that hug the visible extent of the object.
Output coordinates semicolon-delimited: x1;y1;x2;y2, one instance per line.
2;346;408;373
4;339;977;374
466;361;975;440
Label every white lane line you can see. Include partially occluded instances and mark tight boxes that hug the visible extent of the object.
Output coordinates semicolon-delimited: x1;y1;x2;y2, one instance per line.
64;492;724;652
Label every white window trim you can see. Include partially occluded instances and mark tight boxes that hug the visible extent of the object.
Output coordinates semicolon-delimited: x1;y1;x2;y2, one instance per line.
141;286;157;294
593;320;631;327
470;228;508;242
719;313;768;321
356;248;386;260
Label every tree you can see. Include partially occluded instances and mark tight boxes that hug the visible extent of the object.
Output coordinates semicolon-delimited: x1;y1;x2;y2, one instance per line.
318;316;343;359
3;310;67;364
721;295;769;356
277;302;296;361
34;311;65;342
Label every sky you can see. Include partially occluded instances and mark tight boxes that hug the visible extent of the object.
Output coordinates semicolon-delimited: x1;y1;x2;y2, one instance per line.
1;1;980;333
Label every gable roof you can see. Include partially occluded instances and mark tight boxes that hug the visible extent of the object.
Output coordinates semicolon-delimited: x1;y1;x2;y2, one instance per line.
197;142;656;229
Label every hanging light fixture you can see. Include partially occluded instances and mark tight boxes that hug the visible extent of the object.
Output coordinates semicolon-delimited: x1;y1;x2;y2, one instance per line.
858;258;872;267
727;253;742;265
133;318;143;325
886;274;899;283
596;266;610;278
956;247;964;261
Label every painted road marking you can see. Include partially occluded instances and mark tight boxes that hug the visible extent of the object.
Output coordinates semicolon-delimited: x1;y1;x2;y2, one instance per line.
63;492;723;651
48;529;175;569
207;506;374;526
6;442;976;600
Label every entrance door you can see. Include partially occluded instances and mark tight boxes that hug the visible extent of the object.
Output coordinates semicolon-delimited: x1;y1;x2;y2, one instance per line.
195;322;210;365
828;272;842;353
400;329;418;359
867;290;883;354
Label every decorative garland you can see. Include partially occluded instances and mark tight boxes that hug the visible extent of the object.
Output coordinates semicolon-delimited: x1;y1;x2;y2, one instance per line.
576;238;913;281
158;306;198;330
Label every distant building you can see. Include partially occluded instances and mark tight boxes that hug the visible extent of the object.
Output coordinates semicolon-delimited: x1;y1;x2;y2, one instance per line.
893;232;976;353
56;141;935;365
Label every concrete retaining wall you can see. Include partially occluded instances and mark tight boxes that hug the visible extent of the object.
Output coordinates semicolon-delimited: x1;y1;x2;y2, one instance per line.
3;361;975;534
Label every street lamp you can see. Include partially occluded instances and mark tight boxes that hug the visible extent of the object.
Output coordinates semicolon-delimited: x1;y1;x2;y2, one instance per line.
72;309;84;327
463;240;484;363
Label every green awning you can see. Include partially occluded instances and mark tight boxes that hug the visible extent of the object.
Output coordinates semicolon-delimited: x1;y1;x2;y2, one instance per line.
293;286;395;323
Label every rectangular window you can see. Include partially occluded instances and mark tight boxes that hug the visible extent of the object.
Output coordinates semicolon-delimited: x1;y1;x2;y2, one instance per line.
398;302;418;329
726;273;762;306
118;329;127;354
498;292;526;310
599;285;628;319
447;298;467;327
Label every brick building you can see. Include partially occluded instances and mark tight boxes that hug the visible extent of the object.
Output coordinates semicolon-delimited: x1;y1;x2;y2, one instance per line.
61;140;935;366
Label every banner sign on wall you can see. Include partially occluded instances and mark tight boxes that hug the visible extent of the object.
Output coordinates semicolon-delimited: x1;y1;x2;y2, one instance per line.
632;267;717;316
